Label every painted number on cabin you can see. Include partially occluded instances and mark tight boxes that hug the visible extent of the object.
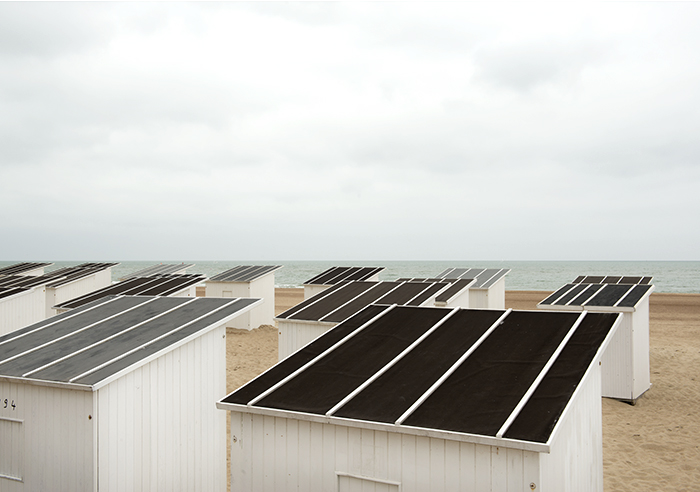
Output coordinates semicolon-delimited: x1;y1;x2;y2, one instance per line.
2;398;17;410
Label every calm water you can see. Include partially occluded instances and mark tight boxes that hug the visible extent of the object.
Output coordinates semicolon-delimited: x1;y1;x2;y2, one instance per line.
3;260;699;293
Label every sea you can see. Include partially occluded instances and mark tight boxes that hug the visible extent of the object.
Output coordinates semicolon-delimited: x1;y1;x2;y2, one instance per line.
3;260;699;294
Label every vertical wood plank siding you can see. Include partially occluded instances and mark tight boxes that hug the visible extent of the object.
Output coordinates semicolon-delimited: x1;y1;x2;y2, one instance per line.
540;364;603;492
229;412;542;492
97;325;226;492
0;288;46;337
0;381;94;492
600;313;633;399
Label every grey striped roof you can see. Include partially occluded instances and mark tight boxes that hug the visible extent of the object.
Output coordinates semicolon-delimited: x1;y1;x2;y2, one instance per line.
209;265;282;282
0;262;53;276
435;267;510;289
304;266;385;286
120;263;194;280
277;280;452;323
55;274;206;310
0;295;261;388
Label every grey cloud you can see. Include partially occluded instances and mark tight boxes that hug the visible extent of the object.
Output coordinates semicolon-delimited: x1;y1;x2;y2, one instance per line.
0;3;113;59
474;40;608;92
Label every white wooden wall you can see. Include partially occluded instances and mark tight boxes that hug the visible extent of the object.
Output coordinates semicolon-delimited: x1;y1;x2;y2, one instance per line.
436;288;470;309
540;364;603;492
0;288;46;337
277;320;334;361
229;413;542;492
469;277;506;310
249;274;276;329
47;270;113;318
96;324;227;492
600;312;633;400
0;381;94;492
303;284;330;300
206;276;274;330
631;301;651;399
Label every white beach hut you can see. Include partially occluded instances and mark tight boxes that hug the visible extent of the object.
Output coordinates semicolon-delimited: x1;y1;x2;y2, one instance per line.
0;262;53;278
302;266;384;299
53;273;206;315
0;287;45;337
276;280;452;361
399;267;510;309
43;262;118;318
119;263;194;280
0;294;261;492
205;265;282;331
0;274;65;336
219;304;622;492
537;275;654;403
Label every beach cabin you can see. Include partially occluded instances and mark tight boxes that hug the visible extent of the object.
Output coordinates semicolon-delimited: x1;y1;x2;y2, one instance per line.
276;280;453;361
219;304;622;492
302;266;384;299
0;262;53;277
0;287;45;337
0;275;63;336
119;263;194;280
43;262;118;318
0;294;261;492
399;267;510;309
52;273;206;314
205;265;282;331
538;276;654;403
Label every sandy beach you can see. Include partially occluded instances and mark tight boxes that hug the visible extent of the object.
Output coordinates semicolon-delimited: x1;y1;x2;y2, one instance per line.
223;288;700;491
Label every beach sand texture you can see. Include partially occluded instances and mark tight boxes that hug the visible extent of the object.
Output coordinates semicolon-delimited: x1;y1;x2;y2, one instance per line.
222;288;700;491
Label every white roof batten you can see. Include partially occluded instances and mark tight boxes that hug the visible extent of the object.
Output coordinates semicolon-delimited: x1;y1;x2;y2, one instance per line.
0;295;122;348
402;282;449;306
545;284;578;306
394;308;513;426
0;297;160;366
325;307;461;417
22;298;200;378
317;282;392;323
68;298;247;383
495;311;589;439
247;304;398;407
612;284;638;308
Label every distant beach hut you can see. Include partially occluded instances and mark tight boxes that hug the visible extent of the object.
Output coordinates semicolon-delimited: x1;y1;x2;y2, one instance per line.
0;295;260;491
276;280;452;360
219;304;621;492
537;275;654;403
302;266;384;299
0;286;45;337
205;265;282;330
0;263;119;333
0;262;53;277
53;273;205;315
400;267;510;309
0;272;78;335
119;263;194;280
43;262;118;318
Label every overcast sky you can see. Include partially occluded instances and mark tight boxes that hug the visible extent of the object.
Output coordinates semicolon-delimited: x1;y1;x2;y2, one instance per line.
1;2;699;261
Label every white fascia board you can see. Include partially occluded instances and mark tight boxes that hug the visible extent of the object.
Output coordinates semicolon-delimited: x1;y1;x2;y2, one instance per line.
91;297;263;390
274;317;337;327
0;374;93;392
216;401;550;453
0;287;35;304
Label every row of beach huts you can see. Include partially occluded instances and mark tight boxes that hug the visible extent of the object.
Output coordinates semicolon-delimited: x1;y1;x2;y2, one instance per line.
0;261;655;491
